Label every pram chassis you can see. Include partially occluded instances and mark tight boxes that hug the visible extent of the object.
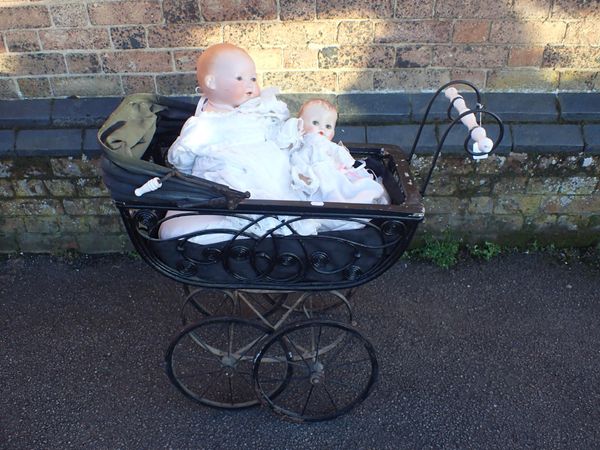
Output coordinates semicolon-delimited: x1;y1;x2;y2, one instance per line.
99;80;504;422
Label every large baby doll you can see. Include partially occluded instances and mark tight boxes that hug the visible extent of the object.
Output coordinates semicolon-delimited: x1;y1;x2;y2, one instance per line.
288;99;388;204
167;43;298;200
162;43;313;243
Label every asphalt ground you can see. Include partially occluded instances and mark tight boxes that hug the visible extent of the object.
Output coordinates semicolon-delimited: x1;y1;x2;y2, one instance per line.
1;252;599;449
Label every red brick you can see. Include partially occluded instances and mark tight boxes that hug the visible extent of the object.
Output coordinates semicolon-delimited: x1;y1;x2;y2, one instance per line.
558;70;599;91
50;3;88;27
512;0;552;18
452;20;490;43
316;0;393;19
173;50;202;71
147;25;222;48
224;23;261;47
319;45;396;69
374;20;452;43
88;1;162;25
247;48;282;70
552;0;600;19
543;46;600;69
17;78;52;98
0;79;19;99
260;22;337;46
436;0;512;19
487;68;558;90
395;45;432;67
337;71;374;91
101;50;173;73
163;0;202;23
395;0;435;18
337;21;373;44
280;0;316;20
5;30;41;52
262;71;336;92
0;6;51;31
156;73;197;95
433;45;508;68
200;0;277;21
110;27;147;50
51;76;123;97
565;20;600;45
508;47;544;67
0;54;66;76
490;21;566;45
122;75;156;94
283;48;318;69
450;69;487;87
66;53;102;74
373;69;450;91
40;29;110;51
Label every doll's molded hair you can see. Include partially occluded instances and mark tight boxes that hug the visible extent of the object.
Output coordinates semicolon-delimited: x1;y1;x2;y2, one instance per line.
298;99;337;118
195;43;253;92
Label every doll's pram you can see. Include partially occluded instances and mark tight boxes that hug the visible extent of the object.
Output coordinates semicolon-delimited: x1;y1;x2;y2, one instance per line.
99;81;503;422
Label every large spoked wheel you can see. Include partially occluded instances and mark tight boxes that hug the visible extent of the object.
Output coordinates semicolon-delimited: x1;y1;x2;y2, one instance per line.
253;319;378;422
180;286;287;325
166;317;291;409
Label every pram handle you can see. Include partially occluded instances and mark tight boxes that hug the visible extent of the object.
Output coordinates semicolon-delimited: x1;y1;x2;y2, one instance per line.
134;171;176;197
407;80;505;197
444;87;493;155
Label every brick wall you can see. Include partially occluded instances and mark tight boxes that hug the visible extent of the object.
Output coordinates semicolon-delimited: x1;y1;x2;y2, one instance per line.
1;152;598;254
1;0;599;99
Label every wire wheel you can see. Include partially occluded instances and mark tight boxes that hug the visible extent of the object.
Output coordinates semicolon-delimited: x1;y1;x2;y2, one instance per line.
166;317;290;409
181;286;287;325
253;319;378;422
292;290;353;324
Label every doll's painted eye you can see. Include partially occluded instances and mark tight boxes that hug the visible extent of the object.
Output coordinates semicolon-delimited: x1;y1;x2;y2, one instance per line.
325;124;332;129
312;120;319;126
251;77;257;82
236;76;243;81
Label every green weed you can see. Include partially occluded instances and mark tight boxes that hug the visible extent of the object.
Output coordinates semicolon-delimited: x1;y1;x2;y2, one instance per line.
411;234;461;268
469;241;502;261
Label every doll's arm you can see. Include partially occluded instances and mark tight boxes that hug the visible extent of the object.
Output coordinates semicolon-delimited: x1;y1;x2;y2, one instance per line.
276;117;304;150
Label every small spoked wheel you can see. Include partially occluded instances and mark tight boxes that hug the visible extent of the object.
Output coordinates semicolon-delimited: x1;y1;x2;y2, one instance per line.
253;319;378;422
180;287;236;324
180;286;287;325
294;290;353;324
166;317;290;409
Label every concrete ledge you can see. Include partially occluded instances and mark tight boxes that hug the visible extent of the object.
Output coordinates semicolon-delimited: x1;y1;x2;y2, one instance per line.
51;98;122;127
337;93;411;124
512;124;584;153
583;125;600;154
0;93;598;158
16;129;83;156
559;93;600;122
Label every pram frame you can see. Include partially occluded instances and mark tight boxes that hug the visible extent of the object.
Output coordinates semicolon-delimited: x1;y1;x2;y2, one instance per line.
99;81;504;422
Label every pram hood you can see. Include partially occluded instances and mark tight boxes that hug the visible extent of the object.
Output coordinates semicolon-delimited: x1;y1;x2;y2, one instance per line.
98;93;249;209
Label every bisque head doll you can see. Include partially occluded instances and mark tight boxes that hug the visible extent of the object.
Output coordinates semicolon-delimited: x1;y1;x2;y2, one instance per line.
298;99;338;141
196;43;260;112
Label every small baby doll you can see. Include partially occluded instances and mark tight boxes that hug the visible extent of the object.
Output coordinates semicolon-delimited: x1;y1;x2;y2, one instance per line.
289;99;387;205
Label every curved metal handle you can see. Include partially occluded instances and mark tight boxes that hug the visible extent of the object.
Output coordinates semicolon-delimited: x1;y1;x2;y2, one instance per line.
408;80;504;197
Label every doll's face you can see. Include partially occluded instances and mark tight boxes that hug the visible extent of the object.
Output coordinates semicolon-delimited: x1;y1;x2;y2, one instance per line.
201;48;260;108
300;102;337;140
